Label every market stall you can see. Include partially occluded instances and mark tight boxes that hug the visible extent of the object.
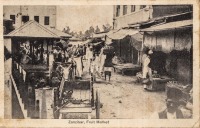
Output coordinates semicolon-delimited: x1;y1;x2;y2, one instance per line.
4;20;71;118
106;28;143;76
140;19;192;91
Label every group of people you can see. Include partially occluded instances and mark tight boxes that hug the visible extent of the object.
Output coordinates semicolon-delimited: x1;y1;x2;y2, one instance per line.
18;42;48;65
51;44;86;79
50;40;115;81
86;44;115;81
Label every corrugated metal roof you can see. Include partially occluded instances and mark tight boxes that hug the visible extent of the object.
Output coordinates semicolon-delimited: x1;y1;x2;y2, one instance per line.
69;37;82;41
5;20;70;38
140;20;192;31
93;32;107;38
50;28;72;38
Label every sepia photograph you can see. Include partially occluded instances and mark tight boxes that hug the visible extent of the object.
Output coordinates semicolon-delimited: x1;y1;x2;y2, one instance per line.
2;1;199;127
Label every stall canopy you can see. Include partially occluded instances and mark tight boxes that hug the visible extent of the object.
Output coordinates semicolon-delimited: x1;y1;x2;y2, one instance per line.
140;20;192;32
5;20;71;38
143;21;192;53
107;29;139;40
129;33;143;51
93;30;118;38
105;29;143;50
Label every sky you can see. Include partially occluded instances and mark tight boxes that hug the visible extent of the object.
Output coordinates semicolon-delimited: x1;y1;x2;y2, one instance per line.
56;5;113;33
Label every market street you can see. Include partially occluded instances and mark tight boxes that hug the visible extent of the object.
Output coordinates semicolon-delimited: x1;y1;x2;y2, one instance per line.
82;61;166;119
4;5;193;121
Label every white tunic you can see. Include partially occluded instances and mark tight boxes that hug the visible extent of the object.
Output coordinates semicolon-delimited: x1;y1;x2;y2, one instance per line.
142;54;150;78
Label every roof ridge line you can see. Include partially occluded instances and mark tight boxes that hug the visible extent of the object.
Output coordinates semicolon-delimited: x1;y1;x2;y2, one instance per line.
7;21;33;36
34;22;59;37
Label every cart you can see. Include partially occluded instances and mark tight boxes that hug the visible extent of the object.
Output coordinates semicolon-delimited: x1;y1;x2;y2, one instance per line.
52;59;100;119
55;79;100;119
52;62;101;119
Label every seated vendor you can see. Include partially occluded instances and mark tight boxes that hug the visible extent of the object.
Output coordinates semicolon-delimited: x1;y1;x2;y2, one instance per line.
151;99;184;119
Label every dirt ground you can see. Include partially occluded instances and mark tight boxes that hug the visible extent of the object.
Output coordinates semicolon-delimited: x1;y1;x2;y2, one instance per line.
82;61;166;119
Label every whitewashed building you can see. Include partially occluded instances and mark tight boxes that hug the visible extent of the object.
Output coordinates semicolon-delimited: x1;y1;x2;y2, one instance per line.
3;6;57;29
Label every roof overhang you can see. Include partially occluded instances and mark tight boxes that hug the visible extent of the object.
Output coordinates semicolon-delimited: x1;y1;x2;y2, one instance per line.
140;19;192;32
92;30;118;38
107;29;140;40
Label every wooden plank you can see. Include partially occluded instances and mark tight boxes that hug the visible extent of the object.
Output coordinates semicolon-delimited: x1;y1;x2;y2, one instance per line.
59;76;65;99
60;107;92;113
41;89;47;119
5;58;12;118
10;75;28;118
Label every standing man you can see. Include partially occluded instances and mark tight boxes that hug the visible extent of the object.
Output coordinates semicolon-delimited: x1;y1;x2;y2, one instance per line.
99;46;106;76
73;46;83;79
142;49;153;90
86;44;94;73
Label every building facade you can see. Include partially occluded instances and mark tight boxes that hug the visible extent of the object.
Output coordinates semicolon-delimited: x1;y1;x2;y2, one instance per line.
113;5;192;29
3;6;57;29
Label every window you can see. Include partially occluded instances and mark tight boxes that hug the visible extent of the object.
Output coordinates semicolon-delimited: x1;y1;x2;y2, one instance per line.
123;5;127;15
34;16;39;23
10;15;15;24
140;5;146;9
44;16;49;25
22;16;29;23
116;5;120;17
131;5;135;12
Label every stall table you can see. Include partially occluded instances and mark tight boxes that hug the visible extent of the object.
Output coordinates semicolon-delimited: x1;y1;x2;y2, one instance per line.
113;63;141;75
146;76;174;91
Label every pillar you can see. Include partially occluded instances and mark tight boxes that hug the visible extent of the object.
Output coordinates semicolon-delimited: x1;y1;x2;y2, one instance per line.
35;88;54;119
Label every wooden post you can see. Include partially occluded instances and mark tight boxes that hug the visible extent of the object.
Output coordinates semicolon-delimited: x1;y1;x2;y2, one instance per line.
174;28;176;48
47;39;49;66
129;39;132;63
91;79;94;107
30;40;33;64
52;40;54;50
119;40;121;57
30;41;32;57
137;50;140;65
155;32;157;49
47;39;49;52
41;40;44;61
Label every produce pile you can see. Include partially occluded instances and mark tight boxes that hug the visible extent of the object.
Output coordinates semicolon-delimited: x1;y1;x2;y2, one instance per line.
166;81;192;102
